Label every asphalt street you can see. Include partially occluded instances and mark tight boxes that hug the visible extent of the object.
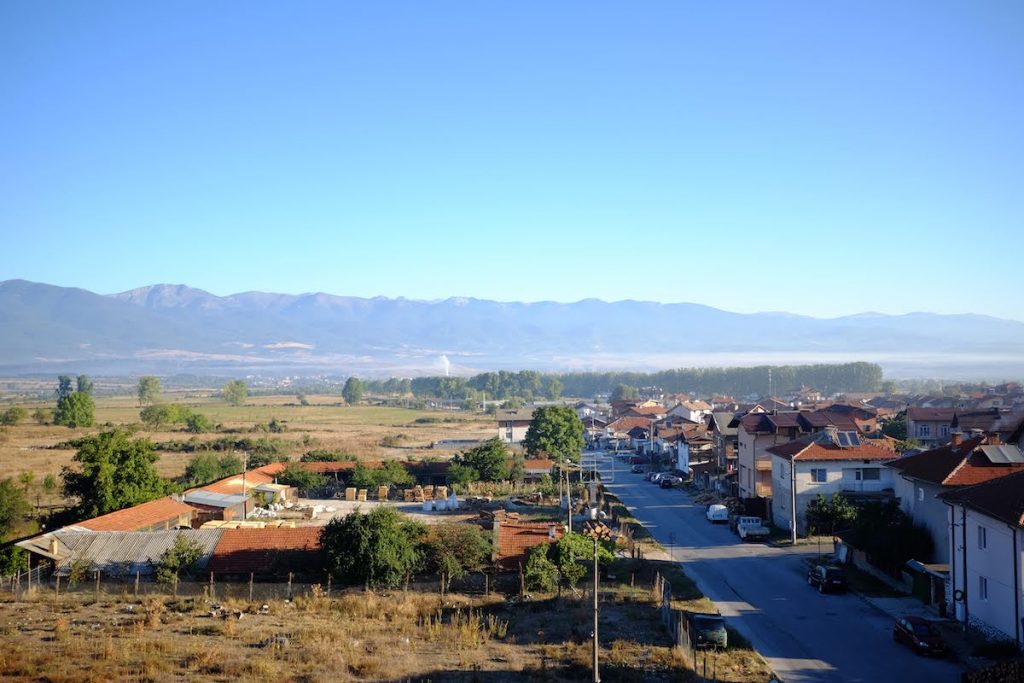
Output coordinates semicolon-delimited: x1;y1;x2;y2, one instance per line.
585;451;964;683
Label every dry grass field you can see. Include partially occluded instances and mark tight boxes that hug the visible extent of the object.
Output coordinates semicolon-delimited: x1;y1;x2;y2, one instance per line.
0;392;495;499
0;558;772;683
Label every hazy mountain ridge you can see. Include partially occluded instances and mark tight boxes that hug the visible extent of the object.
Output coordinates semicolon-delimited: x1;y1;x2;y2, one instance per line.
2;280;1022;377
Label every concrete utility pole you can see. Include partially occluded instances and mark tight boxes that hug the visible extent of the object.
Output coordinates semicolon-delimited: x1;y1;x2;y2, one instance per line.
584;519;613;683
790;458;797;545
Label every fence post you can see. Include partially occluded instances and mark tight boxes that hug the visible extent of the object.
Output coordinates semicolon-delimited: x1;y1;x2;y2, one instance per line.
134;571;140;597
209;572;215;600
173;574;178;598
249;573;254;602
94;570;100;602
55;575;60;603
287;572;293;600
326;574;331;598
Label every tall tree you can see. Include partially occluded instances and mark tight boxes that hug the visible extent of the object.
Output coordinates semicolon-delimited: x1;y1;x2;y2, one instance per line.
61;429;174;519
56;375;73;401
342;377;364;405
76;374;95;395
321;506;425;589
0;477;31;540
137;376;162;406
522;406;585;464
546;378;563;401
221;379;248;406
610;384;639;402
54;391;95;428
422;523;491;592
451;437;511;482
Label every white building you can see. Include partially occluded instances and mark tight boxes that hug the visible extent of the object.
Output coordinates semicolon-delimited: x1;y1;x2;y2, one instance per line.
941;469;1024;648
495;408;535;444
768;430;898;535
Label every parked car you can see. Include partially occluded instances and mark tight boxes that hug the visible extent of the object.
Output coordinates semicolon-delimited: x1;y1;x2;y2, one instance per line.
650;472;666;484
736;516;770;541
706;504;730;523
807;565;847;593
660;475;682;488
893;616;949;656
682;611;728;650
630;464;644;474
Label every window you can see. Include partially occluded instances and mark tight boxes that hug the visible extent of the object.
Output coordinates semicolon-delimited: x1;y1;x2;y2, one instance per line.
979;576;988;601
855;468;881;481
918;487;924;502
940;425;950;437
811;468;827;483
978;526;987;550
918;424;932;438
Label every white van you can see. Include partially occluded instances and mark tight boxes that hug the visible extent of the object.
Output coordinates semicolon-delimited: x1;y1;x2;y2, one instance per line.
705;504;729;523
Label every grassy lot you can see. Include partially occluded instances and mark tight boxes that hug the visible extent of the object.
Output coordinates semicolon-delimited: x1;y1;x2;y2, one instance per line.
0;562;774;682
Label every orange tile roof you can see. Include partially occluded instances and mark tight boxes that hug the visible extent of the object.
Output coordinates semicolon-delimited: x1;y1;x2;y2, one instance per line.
769;439;896;462
607;417;653;433
523;458;554;471
495;522;563;571
198;470;276;495
77;497;194;532
207;527;322;575
885;436;1024;486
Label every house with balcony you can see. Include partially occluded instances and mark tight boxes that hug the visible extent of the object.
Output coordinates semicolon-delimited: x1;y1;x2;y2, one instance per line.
768;430;897;534
906;408;957;446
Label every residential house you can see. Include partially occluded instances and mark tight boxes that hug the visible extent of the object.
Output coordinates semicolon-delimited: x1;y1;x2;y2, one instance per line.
603;416;653;451
940;470;1024;648
888;434;1024;565
906;408;957;447
495;408;536;444
668;400;713;423
705;412;739;493
951;408;1024;443
768;431;897;534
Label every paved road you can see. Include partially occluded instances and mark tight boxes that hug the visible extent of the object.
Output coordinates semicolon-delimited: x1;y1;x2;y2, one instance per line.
585;452;963;683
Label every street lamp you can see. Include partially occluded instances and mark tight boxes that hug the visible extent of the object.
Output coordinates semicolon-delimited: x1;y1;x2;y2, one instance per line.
584;518;614;683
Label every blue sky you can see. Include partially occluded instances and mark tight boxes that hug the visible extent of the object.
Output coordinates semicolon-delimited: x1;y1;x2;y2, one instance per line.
2;2;1022;320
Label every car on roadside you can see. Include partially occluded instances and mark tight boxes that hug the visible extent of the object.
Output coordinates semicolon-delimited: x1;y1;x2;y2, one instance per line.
706;504;730;523
649;472;666;484
807;565;847;593
893;616;949;657
682;611;728;650
630;464;644;474
659;474;682;488
736;516;770;542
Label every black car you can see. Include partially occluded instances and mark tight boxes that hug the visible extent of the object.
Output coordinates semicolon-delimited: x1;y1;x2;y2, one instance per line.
893;616;949;656
807;565;847;593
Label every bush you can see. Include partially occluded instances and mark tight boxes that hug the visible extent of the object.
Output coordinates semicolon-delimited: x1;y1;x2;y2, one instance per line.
278;462;327;494
185;413;214;433
524;544;558;592
300;450;355;462
322;506;425;589
0;406;27;426
154;535;204;585
140;403;193;430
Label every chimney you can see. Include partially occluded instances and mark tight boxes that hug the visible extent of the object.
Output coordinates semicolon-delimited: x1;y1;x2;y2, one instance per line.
949;432;962;447
48;538;58;556
986;433;1001;446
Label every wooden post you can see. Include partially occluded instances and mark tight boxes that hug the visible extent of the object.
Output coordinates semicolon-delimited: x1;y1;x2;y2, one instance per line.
55;575;60;603
209;571;214;599
173;575;178;598
94;570;100;603
249;573;254;602
519;563;525;598
484;572;489;597
134;571;140;596
287;572;293;600
326;574;331;597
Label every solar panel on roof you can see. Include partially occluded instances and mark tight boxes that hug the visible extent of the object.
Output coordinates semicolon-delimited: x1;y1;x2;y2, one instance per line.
848;433;861;446
979;445;1024;465
837;433;849;447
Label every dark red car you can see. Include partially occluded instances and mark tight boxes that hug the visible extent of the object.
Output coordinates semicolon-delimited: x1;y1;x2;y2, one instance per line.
893;616;948;656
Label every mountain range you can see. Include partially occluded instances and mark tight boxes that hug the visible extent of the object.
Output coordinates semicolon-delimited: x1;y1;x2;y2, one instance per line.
1;279;1022;378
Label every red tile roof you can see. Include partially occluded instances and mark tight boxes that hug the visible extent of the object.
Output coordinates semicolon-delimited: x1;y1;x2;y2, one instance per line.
607;417;653;433
769;437;895;462
523;459;554;471
495;522;563;571
887;436;1024;487
906;407;957;422
207;527;322;575
77;497;194;532
624;405;666;417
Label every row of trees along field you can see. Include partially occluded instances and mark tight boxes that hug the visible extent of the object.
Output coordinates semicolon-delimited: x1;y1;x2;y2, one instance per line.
364;362;883;401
